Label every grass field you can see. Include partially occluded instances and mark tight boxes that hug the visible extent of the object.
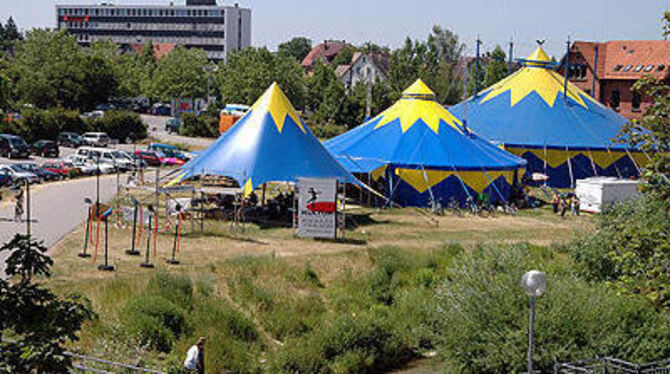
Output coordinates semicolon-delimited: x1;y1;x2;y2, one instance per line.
45;203;594;372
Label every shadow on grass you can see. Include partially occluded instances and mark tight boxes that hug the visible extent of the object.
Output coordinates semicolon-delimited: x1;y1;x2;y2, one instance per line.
182;231;270;245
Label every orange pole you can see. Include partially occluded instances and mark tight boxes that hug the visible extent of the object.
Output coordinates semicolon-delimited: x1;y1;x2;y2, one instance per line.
88;205;95;245
136;205;143;247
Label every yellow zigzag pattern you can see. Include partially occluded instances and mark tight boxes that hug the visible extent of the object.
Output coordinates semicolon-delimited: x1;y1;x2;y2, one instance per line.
373;79;463;134
395;168;521;194
248;82;306;134
479;47;601;109
504;146;649;170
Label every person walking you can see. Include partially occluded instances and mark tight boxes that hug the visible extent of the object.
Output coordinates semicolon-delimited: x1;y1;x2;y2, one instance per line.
572;195;581;216
550;193;559;214
560;194;569;218
184;337;205;373
14;186;24;222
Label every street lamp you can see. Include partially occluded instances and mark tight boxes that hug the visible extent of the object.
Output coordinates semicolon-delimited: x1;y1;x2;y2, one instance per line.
521;270;547;374
203;64;219;107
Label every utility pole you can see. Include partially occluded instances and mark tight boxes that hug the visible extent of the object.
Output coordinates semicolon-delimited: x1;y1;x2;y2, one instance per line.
563;36;570;100
25;180;30;237
474;37;482;98
592;44;599;99
508;39;514;74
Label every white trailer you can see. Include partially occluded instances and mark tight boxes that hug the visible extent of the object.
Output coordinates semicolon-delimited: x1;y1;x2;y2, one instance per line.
575;177;641;213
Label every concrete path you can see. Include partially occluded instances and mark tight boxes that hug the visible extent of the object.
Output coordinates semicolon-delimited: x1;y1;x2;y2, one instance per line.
0;175;121;279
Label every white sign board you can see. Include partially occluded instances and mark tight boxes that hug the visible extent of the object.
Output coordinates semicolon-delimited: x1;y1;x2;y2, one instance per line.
298;178;337;239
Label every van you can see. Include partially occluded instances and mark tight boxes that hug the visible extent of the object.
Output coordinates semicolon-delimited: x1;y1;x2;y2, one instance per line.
82;132;111;147
0;134;30;159
76;147;133;171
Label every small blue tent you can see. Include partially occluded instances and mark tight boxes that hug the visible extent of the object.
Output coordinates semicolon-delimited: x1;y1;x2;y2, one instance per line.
325;79;527;207
450;46;646;187
172;82;361;194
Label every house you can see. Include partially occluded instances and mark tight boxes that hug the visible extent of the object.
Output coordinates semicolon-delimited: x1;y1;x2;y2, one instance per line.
335;52;390;89
557;40;670;120
301;40;350;72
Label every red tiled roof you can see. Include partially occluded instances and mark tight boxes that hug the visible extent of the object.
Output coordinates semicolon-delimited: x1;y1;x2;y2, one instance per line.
572;40;670;80
301;41;349;68
130;43;176;60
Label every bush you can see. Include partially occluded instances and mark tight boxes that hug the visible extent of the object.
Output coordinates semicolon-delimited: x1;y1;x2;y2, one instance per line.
571;197;670;307
123;295;187;352
434;244;670;373
148;272;194;310
5;107;87;142
179;113;219;138
87;110;147;143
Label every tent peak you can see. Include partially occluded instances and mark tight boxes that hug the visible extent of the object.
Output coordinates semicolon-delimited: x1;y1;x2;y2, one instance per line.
402;79;435;98
524;46;552;67
251;82;306;133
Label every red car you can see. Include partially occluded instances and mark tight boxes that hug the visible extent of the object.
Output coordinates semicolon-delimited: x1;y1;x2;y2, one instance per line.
42;161;81;178
134;150;186;167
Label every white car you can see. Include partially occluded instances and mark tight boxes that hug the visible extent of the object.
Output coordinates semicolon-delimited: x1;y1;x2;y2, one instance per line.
76;147;132;171
0;164;40;184
82;132;111;147
66;155;115;175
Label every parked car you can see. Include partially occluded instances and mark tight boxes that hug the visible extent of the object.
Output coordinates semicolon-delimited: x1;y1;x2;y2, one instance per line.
0;134;30;159
164;118;182;134
0;164;40;184
0;170;12;187
147;143;191;161
134;150;185;167
31;140;59;158
151;103;172;116
57;132;86;148
76;147;133;171
82;110;105;119
82;132;111;147
14;162;63;182
42;161;81;178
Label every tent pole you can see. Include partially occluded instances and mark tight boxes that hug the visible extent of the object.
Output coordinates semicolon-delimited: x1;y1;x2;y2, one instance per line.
543;144;548;187
563;36;570;100
587;148;598;176
566;146;575;188
606;147;623;179
624;148;642;176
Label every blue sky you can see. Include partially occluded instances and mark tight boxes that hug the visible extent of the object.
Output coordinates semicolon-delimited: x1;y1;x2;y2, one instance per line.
1;0;667;58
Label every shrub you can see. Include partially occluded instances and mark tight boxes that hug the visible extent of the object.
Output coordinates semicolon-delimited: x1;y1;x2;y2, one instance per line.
20;107;88;142
571;197;670;307
434;244;670;373
179;113;219;138
87;110;147;143
147;272;194;310
123;295;187;352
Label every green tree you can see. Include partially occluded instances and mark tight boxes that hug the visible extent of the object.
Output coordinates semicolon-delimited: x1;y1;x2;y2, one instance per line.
4;17;21;43
10;29;116;110
150;46;208;102
218;47;306;108
483;45;509;88
0;234;95;373
278;37;312;62
331;45;355;67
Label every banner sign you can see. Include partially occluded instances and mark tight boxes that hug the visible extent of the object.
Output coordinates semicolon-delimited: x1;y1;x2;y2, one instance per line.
298;178;337;239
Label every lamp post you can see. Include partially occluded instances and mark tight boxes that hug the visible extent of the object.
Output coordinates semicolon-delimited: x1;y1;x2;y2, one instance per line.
521;270;547;374
203;64;218;107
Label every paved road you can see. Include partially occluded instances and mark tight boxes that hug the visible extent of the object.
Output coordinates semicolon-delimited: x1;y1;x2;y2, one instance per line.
0;174;121;279
142;114;214;150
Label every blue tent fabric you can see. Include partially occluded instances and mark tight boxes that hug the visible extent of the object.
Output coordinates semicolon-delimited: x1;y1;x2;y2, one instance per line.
449;46;640;187
325;79;527;207
175;83;361;193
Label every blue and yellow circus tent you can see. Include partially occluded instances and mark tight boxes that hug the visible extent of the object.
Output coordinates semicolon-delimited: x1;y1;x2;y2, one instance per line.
172;82;361;194
450;46;646;188
325;79;527;207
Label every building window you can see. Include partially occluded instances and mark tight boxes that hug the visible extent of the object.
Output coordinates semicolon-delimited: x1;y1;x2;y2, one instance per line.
632;91;641;112
610;90;620;110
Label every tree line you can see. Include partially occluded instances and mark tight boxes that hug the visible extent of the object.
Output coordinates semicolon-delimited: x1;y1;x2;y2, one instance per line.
0;21;513;137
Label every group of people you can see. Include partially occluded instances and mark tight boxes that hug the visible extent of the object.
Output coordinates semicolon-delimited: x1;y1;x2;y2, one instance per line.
550;192;580;217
